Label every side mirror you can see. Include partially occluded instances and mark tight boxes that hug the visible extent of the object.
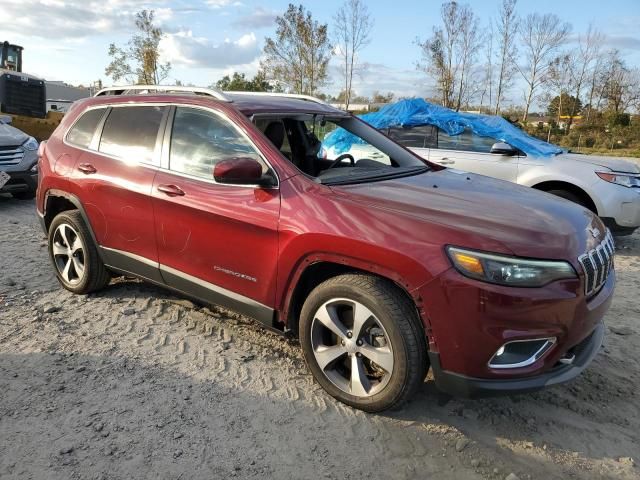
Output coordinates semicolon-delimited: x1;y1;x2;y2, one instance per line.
213;157;275;187
490;142;517;156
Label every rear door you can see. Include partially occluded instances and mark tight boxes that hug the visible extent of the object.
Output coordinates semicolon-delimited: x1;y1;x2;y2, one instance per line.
429;127;519;182
151;105;280;325
67;104;166;282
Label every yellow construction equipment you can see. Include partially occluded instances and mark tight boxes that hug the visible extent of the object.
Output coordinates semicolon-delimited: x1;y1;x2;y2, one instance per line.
1;41;63;140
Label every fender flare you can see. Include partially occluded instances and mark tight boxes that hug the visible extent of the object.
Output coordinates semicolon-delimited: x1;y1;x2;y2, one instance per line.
278;251;428;327
43;189;105;261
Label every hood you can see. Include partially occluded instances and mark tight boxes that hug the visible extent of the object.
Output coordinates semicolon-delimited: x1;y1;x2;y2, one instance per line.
335;169;602;261
0;122;28;147
561;153;640;173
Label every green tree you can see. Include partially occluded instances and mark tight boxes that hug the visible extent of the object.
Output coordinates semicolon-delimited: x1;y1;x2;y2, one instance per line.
214;71;273;92
547;93;582;117
262;4;332;95
105;10;171;85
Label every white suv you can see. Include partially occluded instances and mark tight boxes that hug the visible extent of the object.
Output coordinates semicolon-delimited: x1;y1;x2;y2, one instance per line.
323;109;640;236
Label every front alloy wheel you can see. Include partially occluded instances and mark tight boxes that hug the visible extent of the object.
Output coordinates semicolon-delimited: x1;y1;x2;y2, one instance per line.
311;298;394;397
300;274;428;412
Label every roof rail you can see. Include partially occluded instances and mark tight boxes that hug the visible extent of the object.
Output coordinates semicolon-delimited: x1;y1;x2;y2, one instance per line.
94;85;232;102
223;91;329;106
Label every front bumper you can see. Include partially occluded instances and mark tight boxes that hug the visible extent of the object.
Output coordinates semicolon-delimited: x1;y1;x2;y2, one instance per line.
418;264;614;392
0;150;38;194
592;181;640;229
429;322;604;397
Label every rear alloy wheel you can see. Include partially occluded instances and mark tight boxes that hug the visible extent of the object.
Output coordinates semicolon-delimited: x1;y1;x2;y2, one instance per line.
48;210;110;294
300;274;428;412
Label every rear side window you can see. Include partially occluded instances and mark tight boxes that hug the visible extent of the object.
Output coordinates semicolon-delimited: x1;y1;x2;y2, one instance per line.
388;125;437;149
169;107;265;180
99;106;165;164
66;108;106;148
437;127;497;153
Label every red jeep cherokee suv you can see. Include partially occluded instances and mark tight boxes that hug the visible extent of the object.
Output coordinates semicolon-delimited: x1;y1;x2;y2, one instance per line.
36;86;614;412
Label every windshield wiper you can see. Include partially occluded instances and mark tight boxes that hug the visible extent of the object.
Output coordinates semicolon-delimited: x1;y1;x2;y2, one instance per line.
322;166;430;186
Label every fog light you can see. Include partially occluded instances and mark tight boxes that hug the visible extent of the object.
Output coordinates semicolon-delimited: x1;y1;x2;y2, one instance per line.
489;338;556;369
30;163;38;173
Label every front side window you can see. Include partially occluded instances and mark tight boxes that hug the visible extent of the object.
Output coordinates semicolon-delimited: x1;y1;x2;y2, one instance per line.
437;127;497;153
99;106;165;164
169;107;265;180
66;108;107;149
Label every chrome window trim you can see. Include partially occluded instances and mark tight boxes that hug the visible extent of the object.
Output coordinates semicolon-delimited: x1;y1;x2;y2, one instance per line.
488;337;557;370
62;101;280;190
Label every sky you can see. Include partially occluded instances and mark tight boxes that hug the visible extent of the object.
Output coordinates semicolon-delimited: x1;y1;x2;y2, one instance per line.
3;0;640;107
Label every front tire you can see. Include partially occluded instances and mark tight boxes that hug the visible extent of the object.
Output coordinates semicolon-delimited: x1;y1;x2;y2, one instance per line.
48;210;110;294
546;189;588;209
299;274;428;412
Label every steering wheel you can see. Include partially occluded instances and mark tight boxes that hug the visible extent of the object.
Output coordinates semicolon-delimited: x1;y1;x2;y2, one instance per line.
328;153;355;169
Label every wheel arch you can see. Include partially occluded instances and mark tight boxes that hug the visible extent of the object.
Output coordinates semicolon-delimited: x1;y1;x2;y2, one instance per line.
43;189;104;260
531;180;598;214
281;256;423;335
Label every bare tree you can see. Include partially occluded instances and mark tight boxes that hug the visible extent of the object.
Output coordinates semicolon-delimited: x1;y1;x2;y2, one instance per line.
105;10;171;85
598;50;640;114
546;53;574;135
494;0;518;115
262;4;332;95
518;13;571;122
333;0;373;109
478;25;494;113
417;2;480;110
566;25;602;128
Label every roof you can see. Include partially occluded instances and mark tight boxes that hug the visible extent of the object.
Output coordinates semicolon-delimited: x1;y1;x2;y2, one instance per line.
220;92;346;116
45;81;90;102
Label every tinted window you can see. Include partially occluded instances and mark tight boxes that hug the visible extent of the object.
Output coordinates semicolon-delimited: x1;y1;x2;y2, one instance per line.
170;107;264;179
66;108;106;148
388;125;437;148
99;106;165;163
437;127;496;153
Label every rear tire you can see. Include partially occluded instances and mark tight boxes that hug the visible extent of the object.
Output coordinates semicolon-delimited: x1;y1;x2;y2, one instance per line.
48;210;110;294
299;274;428;412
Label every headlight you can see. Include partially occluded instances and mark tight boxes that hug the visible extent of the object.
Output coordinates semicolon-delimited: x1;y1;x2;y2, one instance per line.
21;136;39;151
447;246;577;287
596;171;640;188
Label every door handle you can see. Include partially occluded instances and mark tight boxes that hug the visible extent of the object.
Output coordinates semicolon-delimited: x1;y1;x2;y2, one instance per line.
438;158;455;165
77;163;97;174
370;153;383;158
157;184;185;197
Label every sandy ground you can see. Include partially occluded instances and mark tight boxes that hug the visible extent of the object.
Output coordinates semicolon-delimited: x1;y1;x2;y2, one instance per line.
0;195;638;480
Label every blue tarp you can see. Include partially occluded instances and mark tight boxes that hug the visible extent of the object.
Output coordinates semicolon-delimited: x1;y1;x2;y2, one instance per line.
323;98;563;158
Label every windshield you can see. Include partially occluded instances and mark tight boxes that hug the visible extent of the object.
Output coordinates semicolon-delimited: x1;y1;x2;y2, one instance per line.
322;98;564;158
254;114;429;185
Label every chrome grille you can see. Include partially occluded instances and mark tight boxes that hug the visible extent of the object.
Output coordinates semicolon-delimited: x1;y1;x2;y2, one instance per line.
0;145;24;166
578;230;615;296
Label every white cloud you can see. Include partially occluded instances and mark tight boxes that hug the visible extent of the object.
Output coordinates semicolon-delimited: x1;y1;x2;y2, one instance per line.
160;31;260;69
1;0;173;39
232;7;277;29
205;0;242;8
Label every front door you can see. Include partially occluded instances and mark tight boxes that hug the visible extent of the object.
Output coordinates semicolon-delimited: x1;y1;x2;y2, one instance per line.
151;106;280;325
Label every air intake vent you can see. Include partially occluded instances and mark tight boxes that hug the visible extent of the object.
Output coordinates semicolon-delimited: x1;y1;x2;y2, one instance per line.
578;230;614;296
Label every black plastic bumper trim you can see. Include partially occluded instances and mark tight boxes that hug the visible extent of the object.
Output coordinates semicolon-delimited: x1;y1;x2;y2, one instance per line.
429;322;605;398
